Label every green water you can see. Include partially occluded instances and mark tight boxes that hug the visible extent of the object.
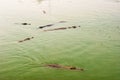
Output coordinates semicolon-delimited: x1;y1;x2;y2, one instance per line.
0;0;120;80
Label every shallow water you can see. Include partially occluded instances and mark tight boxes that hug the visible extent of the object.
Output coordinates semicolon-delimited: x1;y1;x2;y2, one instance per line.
0;0;120;80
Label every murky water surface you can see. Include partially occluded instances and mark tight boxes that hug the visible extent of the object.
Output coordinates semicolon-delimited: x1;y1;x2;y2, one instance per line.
0;0;120;80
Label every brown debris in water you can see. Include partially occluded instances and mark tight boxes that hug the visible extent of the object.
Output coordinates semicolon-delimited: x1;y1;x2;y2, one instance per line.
45;64;84;71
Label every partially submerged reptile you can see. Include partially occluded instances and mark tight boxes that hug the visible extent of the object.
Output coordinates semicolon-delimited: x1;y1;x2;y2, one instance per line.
43;25;80;32
15;23;31;25
18;37;34;43
44;64;84;71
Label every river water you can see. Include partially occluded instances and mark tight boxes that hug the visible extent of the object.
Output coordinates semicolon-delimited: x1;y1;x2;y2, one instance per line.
0;0;120;80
